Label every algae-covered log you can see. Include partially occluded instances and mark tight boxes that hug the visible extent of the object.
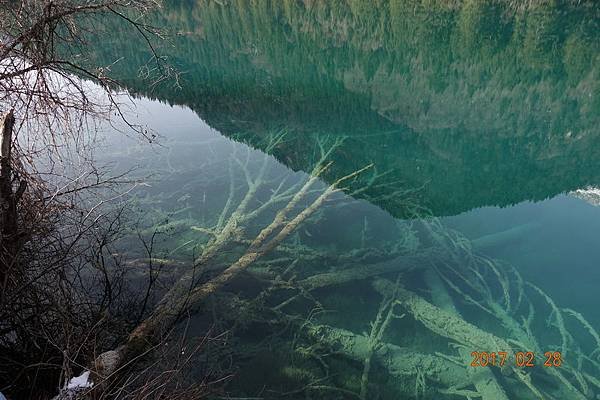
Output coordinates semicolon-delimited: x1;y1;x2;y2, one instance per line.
392;281;549;398
297;252;431;290
302;323;470;389
429;219;598;400
423;269;510;400
403;269;588;400
471;222;540;252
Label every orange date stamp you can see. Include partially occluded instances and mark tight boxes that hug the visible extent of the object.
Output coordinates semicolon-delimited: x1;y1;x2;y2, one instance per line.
470;351;562;367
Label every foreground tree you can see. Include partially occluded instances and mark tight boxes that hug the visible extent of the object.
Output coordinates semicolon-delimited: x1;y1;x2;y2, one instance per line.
0;0;167;285
0;111;23;290
0;1;180;398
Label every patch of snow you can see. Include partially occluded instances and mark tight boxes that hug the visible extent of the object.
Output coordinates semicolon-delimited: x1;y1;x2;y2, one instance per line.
571;187;600;207
66;371;93;390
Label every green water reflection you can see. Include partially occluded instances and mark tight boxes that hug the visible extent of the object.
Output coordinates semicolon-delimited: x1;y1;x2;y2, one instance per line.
91;0;599;216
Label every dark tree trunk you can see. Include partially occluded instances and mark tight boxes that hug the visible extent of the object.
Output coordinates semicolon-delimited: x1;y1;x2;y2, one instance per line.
0;110;26;292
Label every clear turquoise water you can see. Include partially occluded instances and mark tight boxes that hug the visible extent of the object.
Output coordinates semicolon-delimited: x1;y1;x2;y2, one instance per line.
95;1;600;398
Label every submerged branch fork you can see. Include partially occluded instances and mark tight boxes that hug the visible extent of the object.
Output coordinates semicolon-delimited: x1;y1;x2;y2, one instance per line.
138;163;374;337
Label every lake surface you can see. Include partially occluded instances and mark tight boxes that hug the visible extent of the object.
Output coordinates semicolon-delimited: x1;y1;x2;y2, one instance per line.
94;1;599;399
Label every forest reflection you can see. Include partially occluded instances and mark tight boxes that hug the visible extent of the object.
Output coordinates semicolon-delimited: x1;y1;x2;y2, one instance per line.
87;0;600;216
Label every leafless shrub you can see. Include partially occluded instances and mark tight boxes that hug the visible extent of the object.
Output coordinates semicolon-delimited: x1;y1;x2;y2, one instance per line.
95;324;231;400
0;1;202;399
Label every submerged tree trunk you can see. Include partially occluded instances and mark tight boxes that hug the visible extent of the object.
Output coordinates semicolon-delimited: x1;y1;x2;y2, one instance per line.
423;268;510;400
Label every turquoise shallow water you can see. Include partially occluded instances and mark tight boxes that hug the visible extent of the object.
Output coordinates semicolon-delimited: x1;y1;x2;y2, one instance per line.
447;195;600;327
93;1;600;398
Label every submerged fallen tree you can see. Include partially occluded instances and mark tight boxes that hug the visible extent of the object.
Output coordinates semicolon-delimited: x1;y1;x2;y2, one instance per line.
52;135;381;399
239;219;600;399
124;163;374;354
420;220;598;400
50;133;600;400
